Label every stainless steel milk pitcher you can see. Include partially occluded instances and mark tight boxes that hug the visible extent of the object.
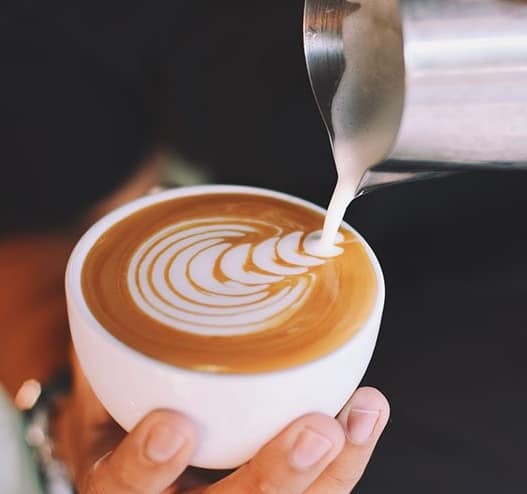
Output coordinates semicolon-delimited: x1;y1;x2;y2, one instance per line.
304;0;527;193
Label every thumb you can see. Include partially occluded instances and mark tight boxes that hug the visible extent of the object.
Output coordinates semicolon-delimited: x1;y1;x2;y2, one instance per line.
306;387;390;493
80;410;197;494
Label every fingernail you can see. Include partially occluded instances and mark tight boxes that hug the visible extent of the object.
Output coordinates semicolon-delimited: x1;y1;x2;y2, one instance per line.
290;428;333;470
145;423;186;463
346;408;380;445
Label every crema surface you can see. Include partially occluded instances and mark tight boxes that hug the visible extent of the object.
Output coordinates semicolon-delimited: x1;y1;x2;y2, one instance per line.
82;193;377;372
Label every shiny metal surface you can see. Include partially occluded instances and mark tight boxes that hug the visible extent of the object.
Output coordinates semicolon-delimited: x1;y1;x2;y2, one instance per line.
304;0;527;193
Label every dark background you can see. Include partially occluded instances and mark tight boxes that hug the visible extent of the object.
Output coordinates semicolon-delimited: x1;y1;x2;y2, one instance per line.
2;2;527;492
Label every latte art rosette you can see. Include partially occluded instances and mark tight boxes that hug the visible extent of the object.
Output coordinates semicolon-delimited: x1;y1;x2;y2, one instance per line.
127;217;345;336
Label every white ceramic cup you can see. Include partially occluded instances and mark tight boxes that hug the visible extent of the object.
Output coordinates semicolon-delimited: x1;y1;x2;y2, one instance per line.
65;185;385;469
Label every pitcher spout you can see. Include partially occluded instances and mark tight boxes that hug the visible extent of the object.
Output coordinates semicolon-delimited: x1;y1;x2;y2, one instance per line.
356;165;453;197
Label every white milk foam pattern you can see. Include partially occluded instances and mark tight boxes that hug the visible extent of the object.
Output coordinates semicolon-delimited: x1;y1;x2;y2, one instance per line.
127;217;344;336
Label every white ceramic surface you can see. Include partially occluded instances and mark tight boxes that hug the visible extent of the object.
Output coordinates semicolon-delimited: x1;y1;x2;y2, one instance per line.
65;185;385;469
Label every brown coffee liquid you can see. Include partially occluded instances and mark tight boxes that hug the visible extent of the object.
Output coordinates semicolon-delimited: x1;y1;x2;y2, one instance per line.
82;193;377;373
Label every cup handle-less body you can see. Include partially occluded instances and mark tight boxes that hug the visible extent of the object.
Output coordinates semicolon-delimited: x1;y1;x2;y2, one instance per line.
65;185;386;469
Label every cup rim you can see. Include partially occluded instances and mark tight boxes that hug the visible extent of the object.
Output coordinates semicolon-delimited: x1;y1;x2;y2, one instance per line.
66;184;385;378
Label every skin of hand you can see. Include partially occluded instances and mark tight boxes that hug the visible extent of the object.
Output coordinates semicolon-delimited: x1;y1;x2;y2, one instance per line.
54;354;390;494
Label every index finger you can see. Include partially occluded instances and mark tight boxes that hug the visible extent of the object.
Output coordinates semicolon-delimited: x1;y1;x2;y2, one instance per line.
80;410;197;494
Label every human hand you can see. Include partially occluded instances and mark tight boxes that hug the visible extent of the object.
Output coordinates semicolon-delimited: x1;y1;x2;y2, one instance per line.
55;355;389;493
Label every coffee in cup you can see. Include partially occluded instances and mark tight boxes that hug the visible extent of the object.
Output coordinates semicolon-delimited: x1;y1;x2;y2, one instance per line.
82;191;377;373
